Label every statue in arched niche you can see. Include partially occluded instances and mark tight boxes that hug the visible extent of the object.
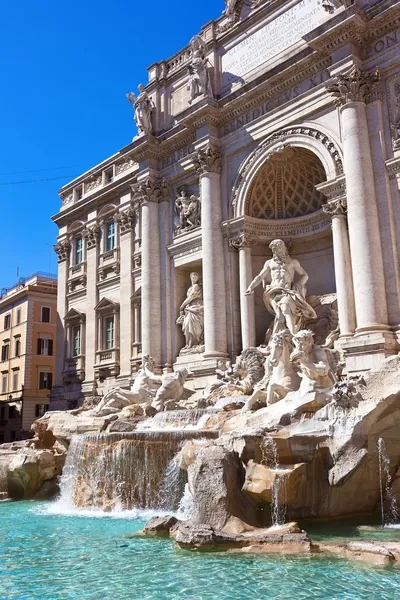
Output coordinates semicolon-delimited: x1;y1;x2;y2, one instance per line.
177;272;204;353
245;239;316;336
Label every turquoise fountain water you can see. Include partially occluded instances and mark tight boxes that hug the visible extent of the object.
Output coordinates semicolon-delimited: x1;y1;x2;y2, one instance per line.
1;501;400;600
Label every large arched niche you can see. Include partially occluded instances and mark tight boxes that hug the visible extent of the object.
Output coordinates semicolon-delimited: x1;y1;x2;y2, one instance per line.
232;126;343;221
229;127;343;346
246;147;326;220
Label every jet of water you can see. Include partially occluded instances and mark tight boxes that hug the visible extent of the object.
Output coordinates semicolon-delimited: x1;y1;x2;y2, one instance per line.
377;437;399;527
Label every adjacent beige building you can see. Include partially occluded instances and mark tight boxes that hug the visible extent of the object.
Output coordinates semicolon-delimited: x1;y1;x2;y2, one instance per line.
0;273;57;441
52;0;400;409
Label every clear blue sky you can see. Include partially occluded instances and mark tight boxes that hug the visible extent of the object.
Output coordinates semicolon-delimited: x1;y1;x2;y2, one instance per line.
0;0;220;289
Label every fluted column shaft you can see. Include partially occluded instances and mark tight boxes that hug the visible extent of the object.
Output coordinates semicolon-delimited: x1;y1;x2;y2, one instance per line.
230;235;256;349
193;145;227;357
328;67;389;332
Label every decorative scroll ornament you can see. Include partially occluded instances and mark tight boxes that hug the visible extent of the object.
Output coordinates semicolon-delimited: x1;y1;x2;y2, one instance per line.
192;145;222;175
115;208;136;234
82;224;100;250
130;178;169;206
326;66;380;106
322;198;347;218
229;234;257;250
54;239;71;262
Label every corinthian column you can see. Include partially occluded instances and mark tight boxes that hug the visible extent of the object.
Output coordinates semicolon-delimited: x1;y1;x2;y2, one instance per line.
327;66;389;333
131;178;167;367
322;197;356;337
192;145;227;358
230;234;256;349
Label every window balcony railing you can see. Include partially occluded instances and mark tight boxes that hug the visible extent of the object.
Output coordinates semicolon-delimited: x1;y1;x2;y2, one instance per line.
63;355;85;380
94;348;120;378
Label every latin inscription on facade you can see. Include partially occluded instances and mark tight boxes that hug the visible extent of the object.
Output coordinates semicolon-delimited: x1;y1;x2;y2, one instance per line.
221;70;330;136
161;145;195;170
221;0;328;87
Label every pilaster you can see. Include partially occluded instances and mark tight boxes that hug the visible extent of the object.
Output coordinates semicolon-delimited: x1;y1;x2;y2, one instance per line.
53;239;70;389
82;224;100;385
115;207;135;379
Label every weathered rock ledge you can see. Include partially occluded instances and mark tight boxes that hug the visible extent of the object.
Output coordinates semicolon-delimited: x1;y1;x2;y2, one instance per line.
142;517;400;565
0;441;65;500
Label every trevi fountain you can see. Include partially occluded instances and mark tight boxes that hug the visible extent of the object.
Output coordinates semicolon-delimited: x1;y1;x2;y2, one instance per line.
3;0;400;598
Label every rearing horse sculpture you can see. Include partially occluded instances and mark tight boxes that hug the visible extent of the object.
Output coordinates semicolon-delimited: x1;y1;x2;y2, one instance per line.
242;330;301;412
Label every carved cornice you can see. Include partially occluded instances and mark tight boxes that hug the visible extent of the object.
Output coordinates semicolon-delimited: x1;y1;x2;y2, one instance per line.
54;239;71;263
115;207;136;234
316;175;346;203
322;198;347;218
191;145;222;175
130;178;170;205
326;66;380;106
229;234;257;250
82;224;100;250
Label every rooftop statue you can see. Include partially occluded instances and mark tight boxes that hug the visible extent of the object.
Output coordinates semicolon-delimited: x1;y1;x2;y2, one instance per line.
126;84;154;136
175;189;201;233
224;0;240;19
245;239;317;336
187;35;213;104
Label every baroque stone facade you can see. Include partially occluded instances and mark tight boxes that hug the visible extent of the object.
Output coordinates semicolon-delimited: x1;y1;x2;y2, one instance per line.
52;0;400;407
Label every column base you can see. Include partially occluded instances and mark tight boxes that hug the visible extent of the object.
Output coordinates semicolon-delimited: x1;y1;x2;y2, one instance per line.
340;330;397;375
202;351;229;360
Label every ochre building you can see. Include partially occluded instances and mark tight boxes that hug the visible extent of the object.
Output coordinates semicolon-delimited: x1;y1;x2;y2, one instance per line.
52;0;400;408
0;274;57;440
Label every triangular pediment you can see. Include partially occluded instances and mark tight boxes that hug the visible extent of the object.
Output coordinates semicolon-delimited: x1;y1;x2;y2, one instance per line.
64;308;86;322
95;297;120;312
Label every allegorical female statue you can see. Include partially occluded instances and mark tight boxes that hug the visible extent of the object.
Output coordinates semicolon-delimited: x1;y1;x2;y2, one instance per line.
176;272;204;352
126;84;154;135
187;36;213;104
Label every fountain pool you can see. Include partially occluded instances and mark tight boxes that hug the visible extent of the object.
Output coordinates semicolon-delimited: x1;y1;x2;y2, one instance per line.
1;501;400;600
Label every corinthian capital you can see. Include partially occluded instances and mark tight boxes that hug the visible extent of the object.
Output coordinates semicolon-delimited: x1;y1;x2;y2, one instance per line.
130;178;169;206
326;66;380;106
115;207;136;234
54;239;71;262
322;198;347;218
192;145;222;175
82;224;100;249
229;233;256;250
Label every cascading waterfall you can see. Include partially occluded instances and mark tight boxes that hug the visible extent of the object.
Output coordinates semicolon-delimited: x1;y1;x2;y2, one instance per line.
136;408;218;431
377;437;399;527
57;430;217;513
261;436;287;526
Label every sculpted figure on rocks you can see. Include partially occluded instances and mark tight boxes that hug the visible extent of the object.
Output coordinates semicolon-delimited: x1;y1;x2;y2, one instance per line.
126;84;154;136
94;356;189;414
175;190;201;233
187;36;213;104
245;239;316;337
291;329;337;393
242;330;301;412
177;272;204;353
